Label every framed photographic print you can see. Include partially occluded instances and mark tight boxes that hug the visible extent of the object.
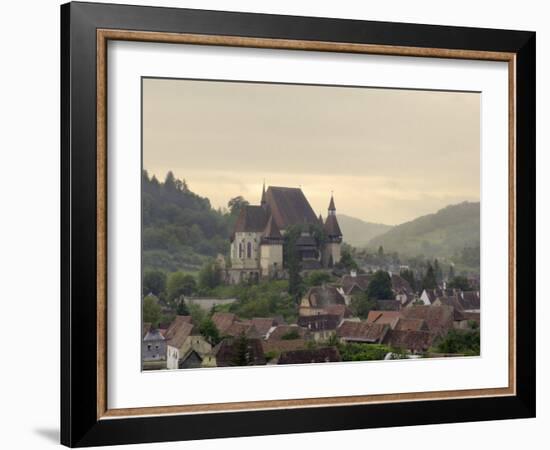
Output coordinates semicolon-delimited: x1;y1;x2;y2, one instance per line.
60;1;536;447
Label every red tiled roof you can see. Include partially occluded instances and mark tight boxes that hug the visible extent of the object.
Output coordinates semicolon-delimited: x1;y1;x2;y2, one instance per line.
383;329;434;352
337;321;389;343
366;310;401;325
211;312;237;334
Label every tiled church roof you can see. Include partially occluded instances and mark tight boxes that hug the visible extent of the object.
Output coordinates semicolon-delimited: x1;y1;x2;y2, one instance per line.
264;186;318;230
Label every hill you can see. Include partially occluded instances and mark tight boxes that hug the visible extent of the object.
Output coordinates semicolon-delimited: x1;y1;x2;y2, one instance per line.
338;214;392;248
142;171;233;272
367;202;480;261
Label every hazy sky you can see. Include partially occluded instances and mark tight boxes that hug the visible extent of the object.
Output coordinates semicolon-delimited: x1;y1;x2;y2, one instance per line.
143;78;480;225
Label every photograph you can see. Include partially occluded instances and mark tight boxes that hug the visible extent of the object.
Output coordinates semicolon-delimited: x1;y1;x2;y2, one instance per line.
141;77;481;371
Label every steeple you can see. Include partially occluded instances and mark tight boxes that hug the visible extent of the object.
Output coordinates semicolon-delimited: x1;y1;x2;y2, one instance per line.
328;192;336;216
261;180;266;207
318;213;323;225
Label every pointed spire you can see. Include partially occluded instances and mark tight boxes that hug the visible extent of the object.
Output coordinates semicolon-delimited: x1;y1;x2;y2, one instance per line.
261;180;266;206
328;192;336;215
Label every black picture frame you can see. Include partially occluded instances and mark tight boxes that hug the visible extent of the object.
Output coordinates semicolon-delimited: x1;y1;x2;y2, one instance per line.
61;1;536;447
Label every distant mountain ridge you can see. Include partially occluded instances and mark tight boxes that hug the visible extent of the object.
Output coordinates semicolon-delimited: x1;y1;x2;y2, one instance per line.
338;214;392;248
366;201;480;259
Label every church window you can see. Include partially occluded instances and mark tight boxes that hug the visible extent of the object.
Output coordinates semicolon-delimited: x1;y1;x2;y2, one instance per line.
246;242;252;258
238;242;244;258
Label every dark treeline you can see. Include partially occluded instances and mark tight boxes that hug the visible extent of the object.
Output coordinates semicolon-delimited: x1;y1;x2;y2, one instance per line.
142;170;234;272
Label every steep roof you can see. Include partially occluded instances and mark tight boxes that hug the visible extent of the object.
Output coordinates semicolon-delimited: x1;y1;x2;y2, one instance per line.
328;195;336;212
142;322;152;339
262;338;308;355
401;306;454;336
341;274;372;293
164;316;192;341
303;285;346;308
264;186;318;229
211;312;237;334
337;321;388;343
278;347;341;364
250;318;278;337
460;291;480;310
366;310;401;326
224;321;260;339
232;205;268;236
297;314;341;331
262;215;282;241
324;214;342;238
214;338;266;367
166;322;195;349
393;318;428;332
391;274;413;293
383;329;434;352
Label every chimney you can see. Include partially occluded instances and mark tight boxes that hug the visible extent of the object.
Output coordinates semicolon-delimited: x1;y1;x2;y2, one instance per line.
350;269;357;278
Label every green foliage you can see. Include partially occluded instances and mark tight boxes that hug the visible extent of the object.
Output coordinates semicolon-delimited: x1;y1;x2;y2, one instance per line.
304;270;332;287
230;333;253;366
227;196;249;216
435;329;480;355
188;303;206;326
142;295;161;327
281;329;300;340
142;170;231;272
366;270;393;300
448;275;472;291
351;292;377;319
142;269;166;296
448;264;456;280
422;263;437;290
176;299;189;316
166;272;197;303
199;318;221;345
338;250;359;271
367;202;480;270
399;268;417;292
338;343;392;361
198;260;223;291
219;280;296;323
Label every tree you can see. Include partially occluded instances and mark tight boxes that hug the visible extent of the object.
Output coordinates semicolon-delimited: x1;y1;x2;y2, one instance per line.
176;299;189;316
351;292;377;319
198;261;223;290
339;250;359;271
305;270;331;287
231;333;252;366
434;259;443;283
287;250;303;300
448;275;472;291
163;171;177;191
227;196;249;216
435;329;480;355
378;245;384;257
143;295;161;327
448;264;456;280
422;263;437;290
399;268;416;292
366;270;393;300
166;272;196;303
199;318;221;345
142;269;166;296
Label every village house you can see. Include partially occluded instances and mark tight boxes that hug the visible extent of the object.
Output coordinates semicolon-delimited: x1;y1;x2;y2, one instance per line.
164;316;211;370
400;305;455;338
299;284;347;316
228;185;343;283
297;314;341;342
142;323;166;370
336;320;389;344
383;329;434;354
339;271;415;304
366;310;402;328
201;337;266;367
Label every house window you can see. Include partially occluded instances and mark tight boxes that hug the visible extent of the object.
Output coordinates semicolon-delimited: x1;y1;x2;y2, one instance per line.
147;344;151;351
246;242;252;258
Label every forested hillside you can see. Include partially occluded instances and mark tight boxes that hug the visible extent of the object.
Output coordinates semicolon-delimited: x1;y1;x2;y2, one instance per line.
338;214;392;247
367;202;480;263
142;171;234;272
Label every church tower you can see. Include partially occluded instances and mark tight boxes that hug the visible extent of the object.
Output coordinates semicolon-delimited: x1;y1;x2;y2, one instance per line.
322;194;343;268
